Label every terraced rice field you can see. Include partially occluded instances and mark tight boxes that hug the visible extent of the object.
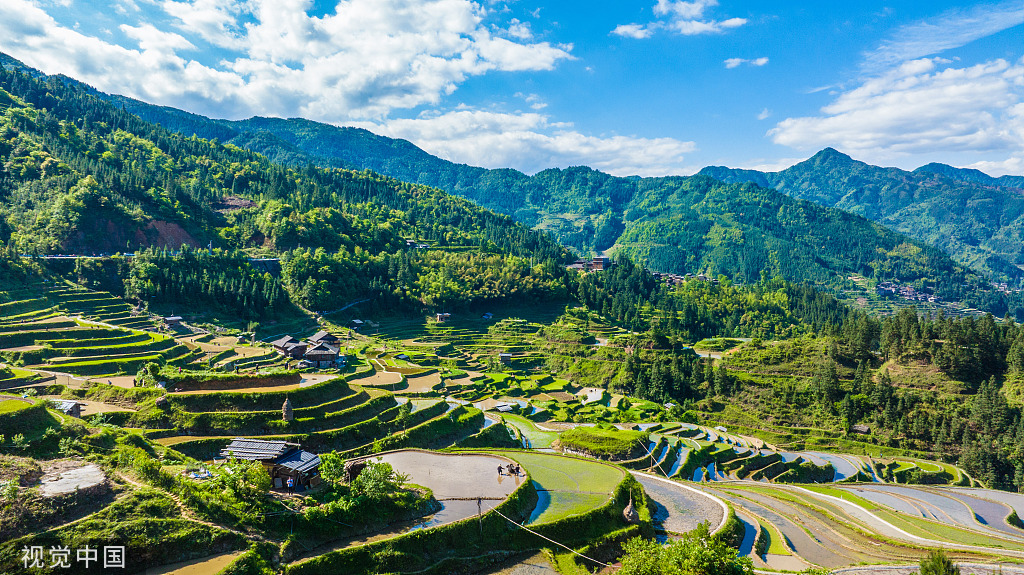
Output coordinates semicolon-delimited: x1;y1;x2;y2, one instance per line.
706;481;1024;569
503;451;622;524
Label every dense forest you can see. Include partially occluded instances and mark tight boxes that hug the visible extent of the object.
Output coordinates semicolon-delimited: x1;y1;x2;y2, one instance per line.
0;65;571;313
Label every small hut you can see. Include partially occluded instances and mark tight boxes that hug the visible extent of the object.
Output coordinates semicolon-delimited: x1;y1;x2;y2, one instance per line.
49;399;83;418
219;438;322;490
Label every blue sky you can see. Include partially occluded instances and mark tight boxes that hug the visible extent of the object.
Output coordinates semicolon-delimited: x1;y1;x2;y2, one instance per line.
2;0;1023;177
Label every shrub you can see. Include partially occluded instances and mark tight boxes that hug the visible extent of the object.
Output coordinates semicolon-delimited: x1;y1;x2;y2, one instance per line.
617;522;753;575
918;550;960;575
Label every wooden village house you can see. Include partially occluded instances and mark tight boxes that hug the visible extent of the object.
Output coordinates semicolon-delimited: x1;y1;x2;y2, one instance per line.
272;331;344;367
304;342;339;368
271;335;307;359
220;438;322;490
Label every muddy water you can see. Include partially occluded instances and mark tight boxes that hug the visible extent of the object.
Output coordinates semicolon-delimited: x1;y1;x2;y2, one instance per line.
143;552;242;575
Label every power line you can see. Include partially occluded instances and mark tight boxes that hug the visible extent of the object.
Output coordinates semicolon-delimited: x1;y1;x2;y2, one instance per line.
490;507;612;568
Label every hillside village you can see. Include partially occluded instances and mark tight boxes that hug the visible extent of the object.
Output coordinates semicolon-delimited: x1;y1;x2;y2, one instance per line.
3;273;1024;574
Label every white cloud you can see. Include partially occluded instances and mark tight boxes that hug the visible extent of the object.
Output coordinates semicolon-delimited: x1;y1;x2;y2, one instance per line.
611;23;653;39
515;92;548;110
612;0;746;38
724;56;767;69
161;0;245;48
966;156;1024;177
350;109;697;177
734;157;802;173
757;108;771;120
769;57;1024;163
120;23;195;53
0;0;573;121
863;1;1024;73
506;18;532;40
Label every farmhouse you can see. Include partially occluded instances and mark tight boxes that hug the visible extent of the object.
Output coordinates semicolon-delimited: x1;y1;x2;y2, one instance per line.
164;316;183;326
308;330;340;346
436;312;451;323
220;438;322;490
271;335;307;359
304;342;339;368
498;352;513;365
567;257;615;272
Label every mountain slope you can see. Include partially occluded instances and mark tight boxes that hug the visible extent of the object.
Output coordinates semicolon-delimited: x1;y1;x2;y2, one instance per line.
0;61;575;316
3;53;1017;315
699;149;1024;281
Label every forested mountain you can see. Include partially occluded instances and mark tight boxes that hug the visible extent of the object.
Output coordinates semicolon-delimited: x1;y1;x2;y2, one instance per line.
52;74;993;302
914;162;1024;190
0;62;572;315
699;148;1024;282
3;53;1022;317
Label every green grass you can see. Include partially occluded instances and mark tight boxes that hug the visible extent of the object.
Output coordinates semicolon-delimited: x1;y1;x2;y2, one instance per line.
755;517;791;555
530;492;610;524
0;398;29;414
500;451;624;525
803;486;880;511
505;451;623;492
693;338;743;351
502;413;558;448
558;426;647;460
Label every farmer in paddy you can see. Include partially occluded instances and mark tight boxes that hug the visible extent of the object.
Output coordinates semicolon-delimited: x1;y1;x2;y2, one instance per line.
497;465;503;476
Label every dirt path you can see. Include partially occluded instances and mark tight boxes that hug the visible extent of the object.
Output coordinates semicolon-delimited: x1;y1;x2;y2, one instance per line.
142;552;243;575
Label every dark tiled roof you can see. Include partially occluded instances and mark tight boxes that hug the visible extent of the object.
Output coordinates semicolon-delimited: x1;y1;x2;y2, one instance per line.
304;342;338;359
271;335;300;347
309;330;339;343
276;449;321;474
220;438;297;461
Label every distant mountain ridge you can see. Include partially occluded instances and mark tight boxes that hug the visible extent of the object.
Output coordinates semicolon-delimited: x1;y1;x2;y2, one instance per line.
698;148;1024;281
64;55;1023;285
98;80;1024;285
913;162;1024;190
5;52;1023;317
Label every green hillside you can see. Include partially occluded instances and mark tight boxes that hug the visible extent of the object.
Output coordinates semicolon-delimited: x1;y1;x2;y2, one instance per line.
55;61;1015;316
700;148;1024;283
0;64;573;316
